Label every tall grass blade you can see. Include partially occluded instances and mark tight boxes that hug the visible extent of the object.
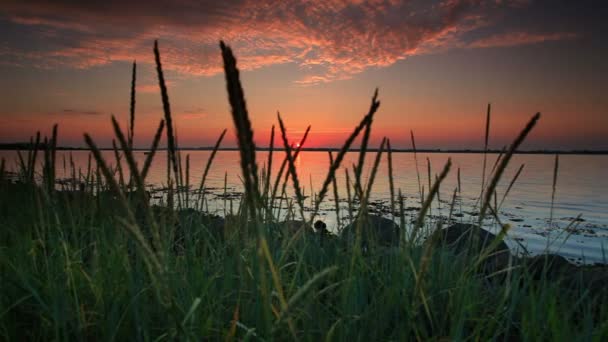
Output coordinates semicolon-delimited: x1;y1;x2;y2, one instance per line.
277;113;306;222
329;152;340;229
355;102;376;193
220;40;261;219
264;125;275;211
270;125;310;217
129;60;136;150
387;139;396;217
197;129;227;210
411;130;423;205
411;158;451;241
498;163;525;210
141;119;165;181
345;168;353;224
363;138;386;202
83;133;162;275
111;115;164;260
480;103;491;199
154;41;180;190
310;89;380;223
549;153;559;226
112;139;126;188
479;113;540;224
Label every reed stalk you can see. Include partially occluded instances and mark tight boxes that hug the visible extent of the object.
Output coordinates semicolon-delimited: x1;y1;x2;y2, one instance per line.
197;129;227;210
478;113;540;225
310;89;380;224
549;153;559;226
220;40;261;220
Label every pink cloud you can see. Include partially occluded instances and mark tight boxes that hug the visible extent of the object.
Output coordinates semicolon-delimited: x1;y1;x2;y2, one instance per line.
0;0;580;84
468;31;579;48
137;80;175;94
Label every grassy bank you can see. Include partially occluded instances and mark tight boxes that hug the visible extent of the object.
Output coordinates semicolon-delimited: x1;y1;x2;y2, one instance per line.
1;41;607;340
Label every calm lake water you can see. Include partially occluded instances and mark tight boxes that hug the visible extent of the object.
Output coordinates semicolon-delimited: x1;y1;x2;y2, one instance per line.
3;150;608;263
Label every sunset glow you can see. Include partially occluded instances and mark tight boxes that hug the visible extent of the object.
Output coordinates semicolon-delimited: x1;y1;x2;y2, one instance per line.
0;1;606;150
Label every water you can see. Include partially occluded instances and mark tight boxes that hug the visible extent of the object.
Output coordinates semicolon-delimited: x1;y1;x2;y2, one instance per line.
3;150;608;263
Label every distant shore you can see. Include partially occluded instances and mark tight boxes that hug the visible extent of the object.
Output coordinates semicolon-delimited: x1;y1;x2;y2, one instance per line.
0;143;607;155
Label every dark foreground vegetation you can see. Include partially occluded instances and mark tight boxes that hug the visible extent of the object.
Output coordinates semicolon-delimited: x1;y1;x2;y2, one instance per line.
1;41;607;340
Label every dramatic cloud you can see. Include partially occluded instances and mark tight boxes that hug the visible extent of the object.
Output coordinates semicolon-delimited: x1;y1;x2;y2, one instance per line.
0;0;579;84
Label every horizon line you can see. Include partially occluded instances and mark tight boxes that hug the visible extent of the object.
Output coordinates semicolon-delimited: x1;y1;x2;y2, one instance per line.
0;144;607;155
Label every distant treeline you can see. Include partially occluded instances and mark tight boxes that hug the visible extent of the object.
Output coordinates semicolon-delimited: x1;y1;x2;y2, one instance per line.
1;143;606;155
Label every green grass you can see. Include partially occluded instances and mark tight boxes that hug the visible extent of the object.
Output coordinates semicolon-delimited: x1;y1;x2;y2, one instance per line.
1;40;607;341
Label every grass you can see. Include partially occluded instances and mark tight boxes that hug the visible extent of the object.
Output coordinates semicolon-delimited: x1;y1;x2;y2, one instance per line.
1;40;607;341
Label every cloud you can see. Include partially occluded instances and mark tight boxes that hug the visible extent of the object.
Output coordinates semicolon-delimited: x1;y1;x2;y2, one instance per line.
178;107;208;120
0;0;580;84
137;80;175;94
57;109;103;116
467;31;578;48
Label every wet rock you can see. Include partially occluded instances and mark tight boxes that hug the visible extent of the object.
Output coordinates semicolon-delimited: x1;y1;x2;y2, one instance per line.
171;208;226;252
341;215;400;249
275;220;315;238
314;220;327;233
521;254;608;298
523;254;575;280
280;219;307;231
429;223;511;274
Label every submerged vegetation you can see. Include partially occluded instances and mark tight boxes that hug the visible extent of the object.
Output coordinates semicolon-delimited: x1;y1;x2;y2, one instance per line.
1;41;607;340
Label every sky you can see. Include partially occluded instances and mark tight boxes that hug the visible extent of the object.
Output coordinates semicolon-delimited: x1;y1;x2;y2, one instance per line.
0;0;606;150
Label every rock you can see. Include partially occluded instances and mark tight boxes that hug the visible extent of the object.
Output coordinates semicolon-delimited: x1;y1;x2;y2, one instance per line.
341;215;400;249
280;219;308;232
314;220;327;233
275;220;315;238
522;254;576;280
520;254;608;299
169;208;226;253
429;223;511;274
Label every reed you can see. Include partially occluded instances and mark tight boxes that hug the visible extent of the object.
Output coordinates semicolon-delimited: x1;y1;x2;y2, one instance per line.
309;89;380;224
549;153;559;226
112;139;126;188
480;103;491;198
83;133;163;276
410;130;423;204
411;158;451;241
29;132;40;183
277;113;306;221
363;138;386;202
197;129;227;210
345;168;354;224
0;158;5;184
355;104;376;193
263;125;275;212
154;42;178;178
141;119;165;181
387;139;396;217
478;113;540;224
129;61;136;150
498;163;525;210
220;40;261;220
269;125;310;217
329;152;341;229
111;116;163;254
